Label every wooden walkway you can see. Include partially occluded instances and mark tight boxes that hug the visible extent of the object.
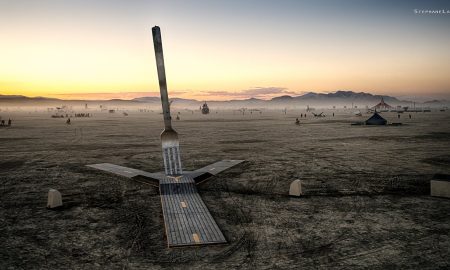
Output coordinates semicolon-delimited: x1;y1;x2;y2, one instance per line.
87;160;245;247
87;163;164;183
159;174;226;247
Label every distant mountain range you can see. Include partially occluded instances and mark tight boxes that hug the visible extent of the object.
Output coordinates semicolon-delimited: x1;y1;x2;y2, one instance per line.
269;91;402;103
423;99;449;105
1;91;448;108
295;91;401;102
0;94;59;101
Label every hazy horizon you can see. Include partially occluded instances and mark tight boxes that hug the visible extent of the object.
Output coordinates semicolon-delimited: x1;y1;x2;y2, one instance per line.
2;90;449;104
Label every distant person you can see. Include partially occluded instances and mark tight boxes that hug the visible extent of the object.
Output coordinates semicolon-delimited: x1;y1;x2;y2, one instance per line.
66;118;71;125
333;112;335;117
398;114;400;119
409;114;411;119
300;113;303;118
0;120;4;126
295;118;300;125
8;119;11;126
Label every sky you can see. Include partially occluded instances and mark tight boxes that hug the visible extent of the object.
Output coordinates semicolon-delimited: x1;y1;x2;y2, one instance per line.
1;0;450;100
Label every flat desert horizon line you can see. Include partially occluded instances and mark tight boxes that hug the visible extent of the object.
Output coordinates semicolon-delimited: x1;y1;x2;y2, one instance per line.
1;90;449;103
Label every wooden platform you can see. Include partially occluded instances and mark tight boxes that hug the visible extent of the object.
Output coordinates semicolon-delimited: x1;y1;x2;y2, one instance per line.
86;160;245;247
160;175;226;247
87;160;244;184
87;163;165;181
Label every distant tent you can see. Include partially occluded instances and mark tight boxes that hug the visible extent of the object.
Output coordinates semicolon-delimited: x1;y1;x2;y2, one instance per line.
201;102;210;114
371;97;393;111
365;112;387;125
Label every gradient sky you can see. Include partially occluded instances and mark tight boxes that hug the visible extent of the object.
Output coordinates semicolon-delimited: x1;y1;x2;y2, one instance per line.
1;0;450;100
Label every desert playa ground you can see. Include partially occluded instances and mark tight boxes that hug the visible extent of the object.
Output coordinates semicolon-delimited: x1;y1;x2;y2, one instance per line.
1;109;449;269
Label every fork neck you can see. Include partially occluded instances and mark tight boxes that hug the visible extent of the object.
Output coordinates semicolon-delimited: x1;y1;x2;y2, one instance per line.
152;26;173;131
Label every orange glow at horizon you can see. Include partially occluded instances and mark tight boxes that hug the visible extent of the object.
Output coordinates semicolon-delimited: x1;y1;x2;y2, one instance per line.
1;1;449;101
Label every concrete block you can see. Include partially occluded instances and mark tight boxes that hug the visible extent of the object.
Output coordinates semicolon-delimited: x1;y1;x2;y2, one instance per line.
431;179;450;198
289;179;302;196
47;189;62;208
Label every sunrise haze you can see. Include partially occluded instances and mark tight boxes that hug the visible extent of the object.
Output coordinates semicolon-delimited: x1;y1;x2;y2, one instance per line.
1;0;449;100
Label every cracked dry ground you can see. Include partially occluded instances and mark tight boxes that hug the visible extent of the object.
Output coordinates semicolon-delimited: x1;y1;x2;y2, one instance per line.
1;110;449;269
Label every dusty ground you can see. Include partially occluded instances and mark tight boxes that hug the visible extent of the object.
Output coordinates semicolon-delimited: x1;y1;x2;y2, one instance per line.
1;109;449;269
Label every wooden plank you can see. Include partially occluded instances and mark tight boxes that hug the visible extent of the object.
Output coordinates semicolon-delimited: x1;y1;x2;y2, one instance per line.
185;176;225;243
171;181;192;244
187;180;222;242
87;163;165;181
185;189;215;242
177;182;195;243
175;184;191;244
183;182;208;243
185;185;220;240
193;160;244;176
160;174;227;247
167;183;187;245
158;183;171;247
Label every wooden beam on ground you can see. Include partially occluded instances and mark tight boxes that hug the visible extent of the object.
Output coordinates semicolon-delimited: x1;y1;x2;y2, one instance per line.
159;175;227;247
